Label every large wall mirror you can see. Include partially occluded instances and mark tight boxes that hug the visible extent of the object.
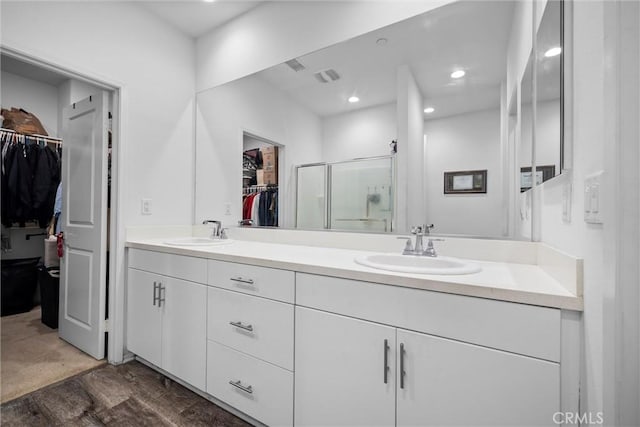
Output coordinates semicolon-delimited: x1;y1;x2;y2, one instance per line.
195;0;564;239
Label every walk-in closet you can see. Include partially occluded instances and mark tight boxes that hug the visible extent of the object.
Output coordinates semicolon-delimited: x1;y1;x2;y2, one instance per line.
0;54;112;403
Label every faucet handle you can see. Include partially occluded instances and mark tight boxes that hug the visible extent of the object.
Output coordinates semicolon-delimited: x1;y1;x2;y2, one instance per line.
397;237;414;255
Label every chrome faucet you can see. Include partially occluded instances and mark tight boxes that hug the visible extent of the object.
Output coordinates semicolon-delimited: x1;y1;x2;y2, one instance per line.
203;220;222;239
398;224;444;257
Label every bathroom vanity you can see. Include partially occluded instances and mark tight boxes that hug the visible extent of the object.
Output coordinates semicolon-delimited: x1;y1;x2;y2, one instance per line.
125;229;582;427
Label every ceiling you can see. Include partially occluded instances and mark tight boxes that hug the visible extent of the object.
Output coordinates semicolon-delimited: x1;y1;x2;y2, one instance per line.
137;1;262;38
257;1;516;119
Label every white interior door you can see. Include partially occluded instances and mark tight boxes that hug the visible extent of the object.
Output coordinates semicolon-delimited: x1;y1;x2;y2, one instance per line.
59;93;109;359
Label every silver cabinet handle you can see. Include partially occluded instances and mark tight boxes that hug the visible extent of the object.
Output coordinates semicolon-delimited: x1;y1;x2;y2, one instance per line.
158;283;166;308
229;380;253;394
400;343;406;389
230;276;254;285
153;281;158;306
229;321;254;332
383;339;390;384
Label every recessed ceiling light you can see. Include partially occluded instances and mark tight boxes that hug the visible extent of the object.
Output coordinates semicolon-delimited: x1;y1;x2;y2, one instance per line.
544;46;562;57
424;107;435;114
376;38;388;46
348;96;360;103
450;69;465;79
203;0;215;3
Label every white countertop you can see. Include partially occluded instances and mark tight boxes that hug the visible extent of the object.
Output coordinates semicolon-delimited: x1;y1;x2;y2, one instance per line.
126;237;583;311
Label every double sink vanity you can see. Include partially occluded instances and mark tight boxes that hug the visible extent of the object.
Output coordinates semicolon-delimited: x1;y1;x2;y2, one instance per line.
125;226;582;427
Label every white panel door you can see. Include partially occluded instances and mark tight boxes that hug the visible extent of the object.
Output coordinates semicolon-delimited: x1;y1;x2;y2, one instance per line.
59;93;109;359
161;276;207;391
126;268;162;367
396;329;560;427
294;307;396;427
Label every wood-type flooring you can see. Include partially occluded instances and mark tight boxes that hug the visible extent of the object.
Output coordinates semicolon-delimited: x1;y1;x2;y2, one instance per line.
1;361;252;426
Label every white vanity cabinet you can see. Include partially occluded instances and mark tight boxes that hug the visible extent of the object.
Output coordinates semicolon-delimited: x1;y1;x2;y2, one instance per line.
206;260;295;427
126;249;207;391
124;245;576;427
295;307;396;427
396;329;559;427
295;273;562;427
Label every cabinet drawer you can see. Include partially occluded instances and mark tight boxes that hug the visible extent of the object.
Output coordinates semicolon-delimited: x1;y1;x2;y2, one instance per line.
128;249;207;284
208;260;295;303
296;273;561;362
208;287;294;370
207;340;293;427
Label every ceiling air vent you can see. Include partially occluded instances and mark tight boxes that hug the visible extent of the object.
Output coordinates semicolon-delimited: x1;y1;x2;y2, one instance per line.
313;69;341;83
285;59;306;72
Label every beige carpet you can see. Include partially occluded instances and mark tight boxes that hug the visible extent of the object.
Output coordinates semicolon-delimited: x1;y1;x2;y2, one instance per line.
1;307;105;403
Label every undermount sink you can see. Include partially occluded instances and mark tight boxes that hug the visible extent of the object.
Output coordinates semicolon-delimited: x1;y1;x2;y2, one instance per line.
163;237;234;247
354;253;481;275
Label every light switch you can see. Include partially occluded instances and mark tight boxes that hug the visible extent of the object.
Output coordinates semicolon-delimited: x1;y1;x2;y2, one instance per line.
584;172;603;224
224;202;232;216
141;198;152;215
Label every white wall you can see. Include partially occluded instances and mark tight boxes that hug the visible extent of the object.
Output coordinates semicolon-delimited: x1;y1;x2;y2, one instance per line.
396;65;424;232
1;1;196;227
506;0;534;105
195;75;322;228
536;99;561;173
1;71;59;137
520;100;560;174
538;0;606;417
196;0;453;90
424;109;503;237
321;102;395;162
1;0;196;364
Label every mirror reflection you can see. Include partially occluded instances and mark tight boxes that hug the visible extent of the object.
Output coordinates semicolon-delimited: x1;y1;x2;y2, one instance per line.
536;0;563;179
195;0;563;239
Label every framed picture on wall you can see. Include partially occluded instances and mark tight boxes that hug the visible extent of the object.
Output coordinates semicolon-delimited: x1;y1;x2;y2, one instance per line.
444;170;487;194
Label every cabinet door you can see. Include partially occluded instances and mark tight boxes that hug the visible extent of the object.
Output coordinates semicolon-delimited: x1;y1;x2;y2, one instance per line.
161;276;207;391
396;329;560;427
295;307;396;427
126;268;162;367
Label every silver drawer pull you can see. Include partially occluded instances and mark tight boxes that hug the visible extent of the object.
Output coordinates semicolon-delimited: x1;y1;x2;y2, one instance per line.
229;380;253;394
153;281;158;306
230;276;254;285
229;321;254;332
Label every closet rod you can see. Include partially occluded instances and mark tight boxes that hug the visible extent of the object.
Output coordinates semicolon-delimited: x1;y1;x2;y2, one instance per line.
0;127;63;144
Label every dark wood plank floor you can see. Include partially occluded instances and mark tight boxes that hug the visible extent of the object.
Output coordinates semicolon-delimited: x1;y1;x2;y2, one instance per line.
0;360;252;426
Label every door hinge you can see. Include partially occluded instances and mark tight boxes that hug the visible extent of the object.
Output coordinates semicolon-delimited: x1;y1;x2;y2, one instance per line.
103;319;110;332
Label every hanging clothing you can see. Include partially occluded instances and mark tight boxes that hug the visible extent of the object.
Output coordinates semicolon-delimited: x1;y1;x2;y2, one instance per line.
1;135;61;228
32;146;61;227
54;182;63;234
243;193;257;220
251;193;261;226
257;189;278;227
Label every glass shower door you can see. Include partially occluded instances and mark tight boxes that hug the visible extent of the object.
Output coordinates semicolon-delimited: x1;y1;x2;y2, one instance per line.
296;164;327;229
329;157;394;232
